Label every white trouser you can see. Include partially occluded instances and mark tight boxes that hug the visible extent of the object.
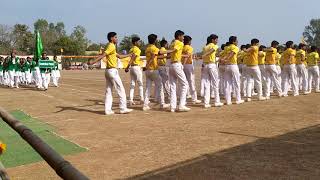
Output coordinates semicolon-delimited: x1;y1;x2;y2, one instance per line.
129;66;144;102
224;64;241;103
158;66;170;96
259;64;267;96
281;64;299;95
241;65;248;96
144;70;165;106
246;66;262;98
183;64;198;102
203;63;220;105
0;71;3;85
25;71;32;84
20;72;26;83
200;66;205;97
219;64;225;95
8;70;15;87
308;66;320;91
265;65;282;97
296;64;308;92
104;68;127;113
41;72;51;89
33;67;42;88
4;71;9;86
14;71;21;87
51;70;60;87
169;62;188;109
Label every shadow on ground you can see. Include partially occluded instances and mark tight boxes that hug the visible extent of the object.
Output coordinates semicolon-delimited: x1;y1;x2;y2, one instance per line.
126;125;320;180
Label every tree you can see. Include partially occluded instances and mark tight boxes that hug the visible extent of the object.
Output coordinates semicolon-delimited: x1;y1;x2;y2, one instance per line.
119;34;147;55
303;19;320;46
12;24;34;54
86;43;101;51
0;24;14;54
34;19;49;32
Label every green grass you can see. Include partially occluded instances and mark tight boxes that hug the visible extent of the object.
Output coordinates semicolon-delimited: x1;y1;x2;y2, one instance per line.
0;110;87;168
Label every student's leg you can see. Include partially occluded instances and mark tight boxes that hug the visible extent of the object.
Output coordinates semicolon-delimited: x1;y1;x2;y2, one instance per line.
246;68;253;99
129;67;138;103
175;63;189;108
301;64;308;92
154;70;165;106
135;67;144;102
8;70;15;87
282;66;289;95
314;66;320;91
104;69;114;114
203;65;211;106
270;65;282;96
169;65;178;110
184;64;198;102
289;64;299;95
111;69;128;111
219;65;225;95
200;67;206;97
231;65;242;102
159;66;170;97
252;66;263;97
224;66;232;104
208;64;221;104
143;70;152;108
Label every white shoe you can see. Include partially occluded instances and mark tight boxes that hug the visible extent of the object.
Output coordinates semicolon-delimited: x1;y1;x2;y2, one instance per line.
226;102;232;105
282;94;288;97
204;104;211;108
142;106;151;111
170;109;176;113
129;101;136;106
187;95;192;99
214;102;224;107
293;93;299;97
160;104;170;109
252;92;258;96
266;96;270;100
120;108;133;114
178;106;190;112
236;100;244;104
258;96;266;101
315;90;320;93
211;96;215;99
105;111;115;115
192;100;202;104
246;98;252;102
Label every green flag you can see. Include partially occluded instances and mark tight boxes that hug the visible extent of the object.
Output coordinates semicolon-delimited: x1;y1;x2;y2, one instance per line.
34;31;43;61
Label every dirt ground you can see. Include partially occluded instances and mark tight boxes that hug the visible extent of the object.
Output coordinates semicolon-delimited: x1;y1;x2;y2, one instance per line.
1;68;320;180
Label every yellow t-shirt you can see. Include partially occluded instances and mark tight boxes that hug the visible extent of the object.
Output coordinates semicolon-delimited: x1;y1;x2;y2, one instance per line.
182;45;193;64
295;49;306;65
226;44;239;64
158;47;167;66
307;52;319;66
104;42;117;68
171;40;184;63
265;48;277;65
202;43;218;64
129;46;142;66
218;48;227;65
282;48;296;65
145;44;159;70
276;53;281;65
258;51;266;65
237;50;245;64
246;46;259;66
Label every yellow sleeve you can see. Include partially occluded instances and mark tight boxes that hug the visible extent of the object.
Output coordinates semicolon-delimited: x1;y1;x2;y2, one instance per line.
105;44;114;55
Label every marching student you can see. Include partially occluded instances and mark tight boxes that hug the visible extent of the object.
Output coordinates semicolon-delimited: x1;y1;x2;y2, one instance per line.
239;44;248;97
221;36;244;105
142;34;169;111
51;55;61;87
39;53;52;90
295;43;308;94
19;58;26;85
25;57;32;85
244;39;266;101
202;34;224;108
158;39;170;97
8;51;19;88
264;41;282;98
90;32;133;115
182;35;201;105
281;41;299;96
161;30;191;112
125;36;144;106
218;43;228;96
306;46;320;93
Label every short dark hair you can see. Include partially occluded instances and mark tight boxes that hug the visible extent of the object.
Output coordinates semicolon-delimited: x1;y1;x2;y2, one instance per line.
148;34;157;44
285;41;294;48
259;45;266;51
184;35;192;44
271;41;279;47
246;44;251;49
311;45;317;52
225;42;231;46
240;45;246;50
131;36;140;44
229;36;237;44
160;39;168;47
174;30;184;39
207;34;218;45
107;32;117;42
251;38;259;45
298;43;306;49
221;44;226;50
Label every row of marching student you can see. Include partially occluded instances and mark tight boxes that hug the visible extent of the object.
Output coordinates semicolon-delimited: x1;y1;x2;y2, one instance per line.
90;30;320;115
0;51;60;90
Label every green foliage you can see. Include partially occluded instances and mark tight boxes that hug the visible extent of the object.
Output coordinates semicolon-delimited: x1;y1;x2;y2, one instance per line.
118;34;148;55
303;19;320;47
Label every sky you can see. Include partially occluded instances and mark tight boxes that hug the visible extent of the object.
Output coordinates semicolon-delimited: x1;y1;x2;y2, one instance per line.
1;0;319;51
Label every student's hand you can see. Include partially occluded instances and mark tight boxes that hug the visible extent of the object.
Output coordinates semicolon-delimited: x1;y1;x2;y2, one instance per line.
125;68;129;73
